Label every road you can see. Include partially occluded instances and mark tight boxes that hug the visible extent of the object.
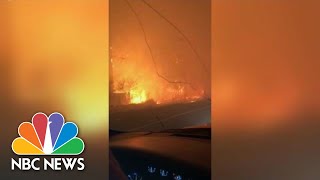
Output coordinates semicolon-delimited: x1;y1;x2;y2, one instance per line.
110;100;211;132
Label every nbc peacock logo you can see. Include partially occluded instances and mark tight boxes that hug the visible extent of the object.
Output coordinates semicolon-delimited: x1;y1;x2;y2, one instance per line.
12;112;85;155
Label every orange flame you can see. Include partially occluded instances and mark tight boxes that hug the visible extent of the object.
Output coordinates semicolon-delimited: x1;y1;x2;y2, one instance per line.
110;38;207;105
130;88;147;104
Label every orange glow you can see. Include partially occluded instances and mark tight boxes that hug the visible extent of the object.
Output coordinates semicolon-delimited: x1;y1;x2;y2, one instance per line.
212;1;320;133
110;55;205;105
8;0;108;135
109;1;210;106
130;88;147;104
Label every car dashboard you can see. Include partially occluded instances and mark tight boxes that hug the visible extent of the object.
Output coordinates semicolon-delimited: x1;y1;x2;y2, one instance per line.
110;129;211;179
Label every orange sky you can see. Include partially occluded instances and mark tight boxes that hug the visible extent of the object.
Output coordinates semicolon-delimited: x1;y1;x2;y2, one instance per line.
5;0;108;135
213;0;320;132
110;0;211;104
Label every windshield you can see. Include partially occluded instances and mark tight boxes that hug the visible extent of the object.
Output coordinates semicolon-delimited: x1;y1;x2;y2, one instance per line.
109;0;211;131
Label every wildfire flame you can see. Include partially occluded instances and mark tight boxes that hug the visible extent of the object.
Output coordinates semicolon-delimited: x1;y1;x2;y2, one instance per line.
110;53;205;105
130;88;147;104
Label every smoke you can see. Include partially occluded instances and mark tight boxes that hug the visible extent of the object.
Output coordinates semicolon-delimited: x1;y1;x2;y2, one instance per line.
213;0;320;132
110;0;211;105
5;0;108;135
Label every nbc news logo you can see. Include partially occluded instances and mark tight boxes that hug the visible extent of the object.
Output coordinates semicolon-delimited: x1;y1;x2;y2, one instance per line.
11;112;85;171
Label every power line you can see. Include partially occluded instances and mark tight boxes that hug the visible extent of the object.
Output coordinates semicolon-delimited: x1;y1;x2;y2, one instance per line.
123;0;196;88
140;0;209;76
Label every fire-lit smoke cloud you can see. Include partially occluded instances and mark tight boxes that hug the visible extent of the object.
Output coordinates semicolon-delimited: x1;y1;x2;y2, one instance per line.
213;0;320;133
6;0;108;135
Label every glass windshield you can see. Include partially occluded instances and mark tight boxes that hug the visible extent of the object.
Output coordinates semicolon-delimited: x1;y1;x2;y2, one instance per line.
109;0;211;131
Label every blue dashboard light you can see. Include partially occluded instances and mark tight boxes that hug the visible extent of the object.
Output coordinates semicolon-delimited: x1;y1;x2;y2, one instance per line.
128;172;142;180
148;166;156;173
174;175;182;180
160;169;169;176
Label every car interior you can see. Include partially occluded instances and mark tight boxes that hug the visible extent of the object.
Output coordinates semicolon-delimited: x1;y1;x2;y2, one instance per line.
110;127;211;180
